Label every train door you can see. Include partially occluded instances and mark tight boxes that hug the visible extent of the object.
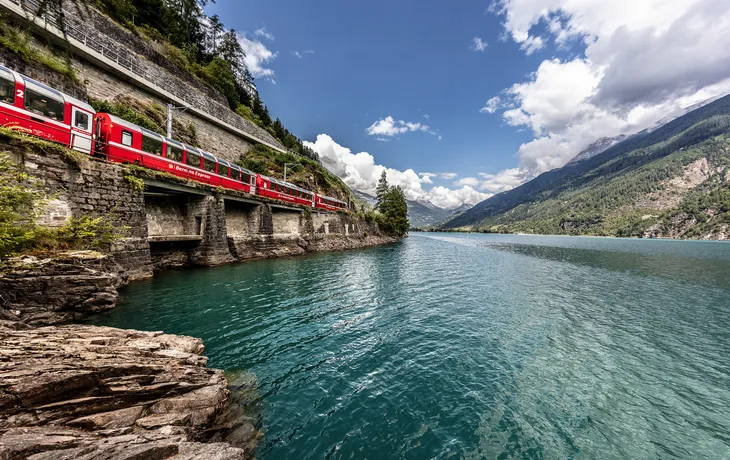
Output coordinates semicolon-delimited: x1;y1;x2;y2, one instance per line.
250;174;256;194
70;106;93;154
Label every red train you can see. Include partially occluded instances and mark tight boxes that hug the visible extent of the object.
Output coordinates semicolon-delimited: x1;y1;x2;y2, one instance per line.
0;64;349;212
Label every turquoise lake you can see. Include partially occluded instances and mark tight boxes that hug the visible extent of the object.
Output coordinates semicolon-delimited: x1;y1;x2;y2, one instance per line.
89;233;730;459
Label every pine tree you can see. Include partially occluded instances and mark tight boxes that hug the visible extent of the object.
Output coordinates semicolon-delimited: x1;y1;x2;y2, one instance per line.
379;186;409;237
208;15;224;53
376;171;389;210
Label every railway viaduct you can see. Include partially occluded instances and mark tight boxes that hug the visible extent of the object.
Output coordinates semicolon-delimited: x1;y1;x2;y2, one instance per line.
17;141;375;281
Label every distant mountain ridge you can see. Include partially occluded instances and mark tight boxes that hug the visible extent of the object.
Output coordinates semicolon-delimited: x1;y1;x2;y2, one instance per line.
441;93;730;240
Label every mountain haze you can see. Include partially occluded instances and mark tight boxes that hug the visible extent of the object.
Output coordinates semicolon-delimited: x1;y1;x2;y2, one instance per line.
442;94;730;240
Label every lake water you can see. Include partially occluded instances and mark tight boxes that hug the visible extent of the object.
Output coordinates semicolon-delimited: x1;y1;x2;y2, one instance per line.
90;233;730;459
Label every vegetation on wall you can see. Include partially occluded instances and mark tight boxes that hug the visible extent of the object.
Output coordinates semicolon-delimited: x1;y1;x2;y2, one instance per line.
0;14;79;84
89;95;198;146
0;149;121;259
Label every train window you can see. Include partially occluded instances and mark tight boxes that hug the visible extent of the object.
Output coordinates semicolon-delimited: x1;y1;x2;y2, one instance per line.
167;144;184;162
24;89;64;121
203;158;216;173
0;76;13;104
218;163;229;177
241;171;251;184
230;168;241;181
74;110;90;131
142;133;163;156
186;151;201;168
121;130;133;146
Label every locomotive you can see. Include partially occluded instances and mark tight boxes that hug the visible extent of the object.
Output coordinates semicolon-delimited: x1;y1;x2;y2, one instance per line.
0;64;348;212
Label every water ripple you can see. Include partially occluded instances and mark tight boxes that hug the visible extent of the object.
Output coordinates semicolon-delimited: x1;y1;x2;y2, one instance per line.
91;234;730;459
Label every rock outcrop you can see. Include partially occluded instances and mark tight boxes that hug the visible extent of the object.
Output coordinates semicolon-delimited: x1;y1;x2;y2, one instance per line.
0;325;260;459
0;252;124;327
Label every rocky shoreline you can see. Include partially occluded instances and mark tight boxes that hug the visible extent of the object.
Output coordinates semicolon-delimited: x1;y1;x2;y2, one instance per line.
0;252;262;459
0;325;259;459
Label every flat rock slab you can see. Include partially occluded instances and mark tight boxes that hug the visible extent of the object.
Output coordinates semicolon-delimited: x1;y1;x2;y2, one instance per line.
0;325;254;459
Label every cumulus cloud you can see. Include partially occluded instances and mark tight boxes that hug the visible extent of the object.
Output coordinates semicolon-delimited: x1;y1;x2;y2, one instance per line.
237;34;278;81
480;96;502;114
471;36;488;52
478;168;527;193
482;0;730;187
304;135;488;209
454;177;480;187
366;116;436;137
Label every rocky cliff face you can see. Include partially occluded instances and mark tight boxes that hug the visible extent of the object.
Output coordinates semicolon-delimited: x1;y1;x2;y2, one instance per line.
0;325;259;460
0;252;123;327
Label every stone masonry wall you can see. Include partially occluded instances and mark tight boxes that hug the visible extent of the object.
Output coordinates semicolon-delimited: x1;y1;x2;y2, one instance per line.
6;139;154;280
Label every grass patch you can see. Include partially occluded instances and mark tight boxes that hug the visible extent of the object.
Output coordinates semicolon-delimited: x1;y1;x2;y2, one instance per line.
123;174;145;193
0;15;79;84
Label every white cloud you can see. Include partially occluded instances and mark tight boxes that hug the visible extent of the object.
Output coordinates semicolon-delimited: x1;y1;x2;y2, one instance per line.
423;114;430;119
454;177;480;187
305;135;487;209
237;34;278;81
480;96;502;114
376;138;389;142
471;36;489;52
481;0;730;189
292;50;314;59
478;168;527;193
366;116;436;137
254;27;274;40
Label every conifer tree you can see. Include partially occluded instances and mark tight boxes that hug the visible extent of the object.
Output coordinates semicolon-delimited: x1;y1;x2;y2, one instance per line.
376;171;389;210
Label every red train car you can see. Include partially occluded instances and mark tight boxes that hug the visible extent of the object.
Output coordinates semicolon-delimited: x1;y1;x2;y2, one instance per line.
94;113;256;193
0;64;95;154
256;174;316;207
314;194;348;212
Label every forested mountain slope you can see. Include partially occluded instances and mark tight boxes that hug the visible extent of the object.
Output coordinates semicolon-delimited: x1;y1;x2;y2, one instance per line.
442;94;730;239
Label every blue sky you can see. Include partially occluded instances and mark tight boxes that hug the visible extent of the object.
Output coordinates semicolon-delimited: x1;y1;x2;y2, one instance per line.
206;0;730;209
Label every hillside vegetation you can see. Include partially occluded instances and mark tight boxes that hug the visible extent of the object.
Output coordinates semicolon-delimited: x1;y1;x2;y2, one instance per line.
442;95;730;240
237;145;353;201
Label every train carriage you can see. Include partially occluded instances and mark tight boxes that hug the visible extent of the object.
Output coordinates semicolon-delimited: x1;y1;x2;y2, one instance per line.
95;113;255;193
0;64;95;154
314;194;348;211
256;174;316;207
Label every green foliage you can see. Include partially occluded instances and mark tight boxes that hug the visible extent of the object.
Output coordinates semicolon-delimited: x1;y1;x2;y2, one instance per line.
0;152;46;258
0;15;79;84
374;174;409;237
124;174;145;192
89;97;160;133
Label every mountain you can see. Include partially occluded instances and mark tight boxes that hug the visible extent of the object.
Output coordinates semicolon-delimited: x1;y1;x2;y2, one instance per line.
353;190;469;228
441;94;730;240
566;135;627;165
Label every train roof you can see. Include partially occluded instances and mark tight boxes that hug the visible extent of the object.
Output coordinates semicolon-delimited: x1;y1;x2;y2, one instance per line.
107;113;145;132
319;194;347;204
